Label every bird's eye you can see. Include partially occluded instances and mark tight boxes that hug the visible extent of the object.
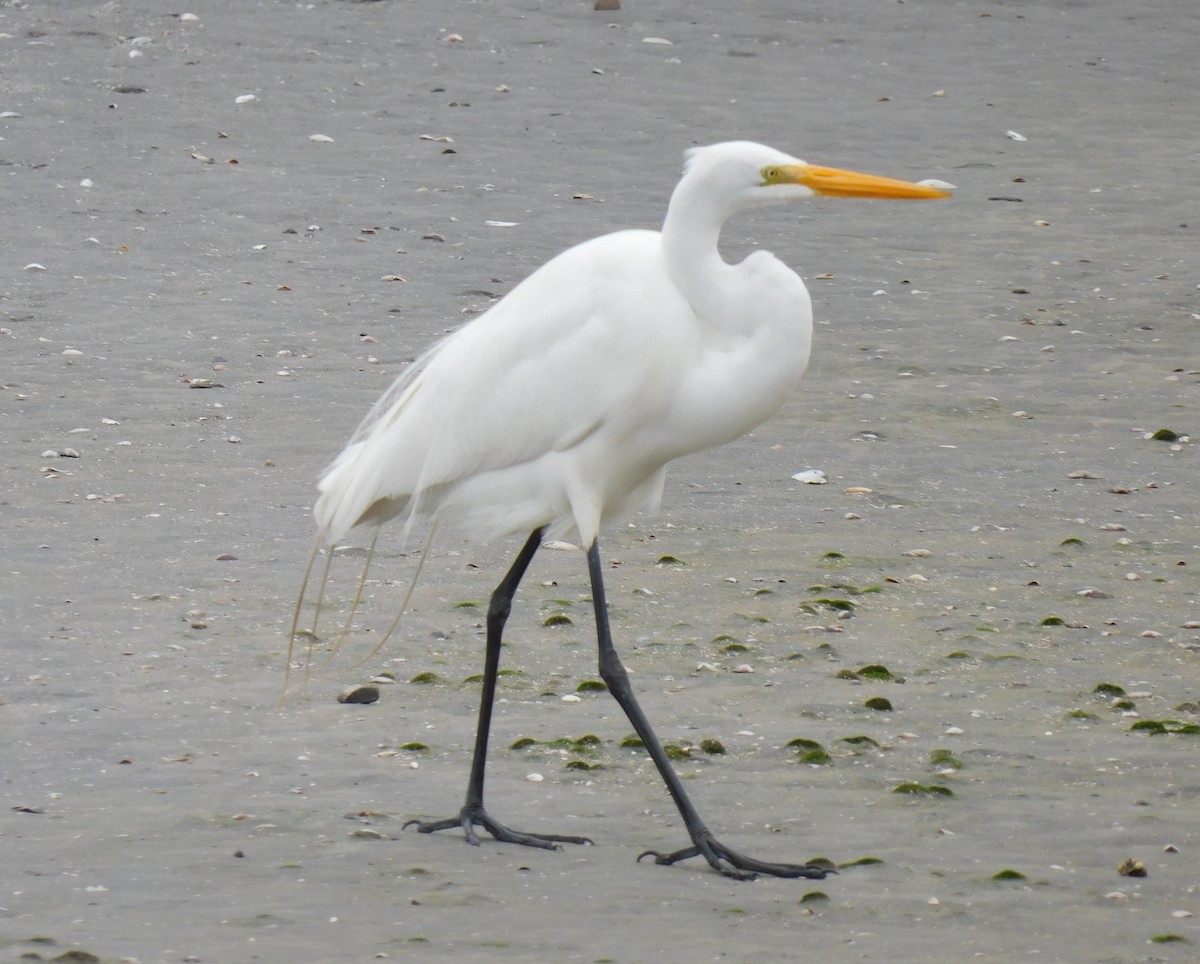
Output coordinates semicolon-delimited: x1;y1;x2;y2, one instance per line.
761;166;780;184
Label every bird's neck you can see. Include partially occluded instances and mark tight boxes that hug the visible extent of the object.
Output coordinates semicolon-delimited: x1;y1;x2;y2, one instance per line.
660;186;738;322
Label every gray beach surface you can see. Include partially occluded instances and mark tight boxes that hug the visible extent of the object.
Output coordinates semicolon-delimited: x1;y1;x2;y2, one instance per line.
3;1;1198;961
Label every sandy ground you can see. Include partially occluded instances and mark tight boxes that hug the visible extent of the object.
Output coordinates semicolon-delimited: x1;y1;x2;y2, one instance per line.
3;0;1199;961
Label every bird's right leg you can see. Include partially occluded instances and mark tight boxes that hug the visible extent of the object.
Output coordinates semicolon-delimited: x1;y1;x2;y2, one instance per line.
404;527;592;850
585;540;828;880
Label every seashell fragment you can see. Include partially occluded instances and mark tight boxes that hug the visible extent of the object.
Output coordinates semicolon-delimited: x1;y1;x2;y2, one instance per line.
234;94;258;104
1006;130;1027;141
309;134;334;143
791;469;827;484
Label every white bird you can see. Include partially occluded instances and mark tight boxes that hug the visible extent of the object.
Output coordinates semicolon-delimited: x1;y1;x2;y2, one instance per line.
292;141;950;879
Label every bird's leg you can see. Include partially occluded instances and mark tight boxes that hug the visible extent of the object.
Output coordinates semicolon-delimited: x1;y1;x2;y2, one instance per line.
586;540;829;881
404;528;592;851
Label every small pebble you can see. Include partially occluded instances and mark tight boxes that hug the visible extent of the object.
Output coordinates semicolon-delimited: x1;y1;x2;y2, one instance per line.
1117;857;1147;877
338;685;380;705
526;772;544;782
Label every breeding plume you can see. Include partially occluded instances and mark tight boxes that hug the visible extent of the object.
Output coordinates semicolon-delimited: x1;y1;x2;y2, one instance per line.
293;141;950;879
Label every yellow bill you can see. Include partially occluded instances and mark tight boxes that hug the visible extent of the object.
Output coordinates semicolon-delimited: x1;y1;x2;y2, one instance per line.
781;163;954;199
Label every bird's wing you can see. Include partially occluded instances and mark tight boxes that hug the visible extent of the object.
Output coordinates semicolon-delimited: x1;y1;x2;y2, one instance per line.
314;229;692;543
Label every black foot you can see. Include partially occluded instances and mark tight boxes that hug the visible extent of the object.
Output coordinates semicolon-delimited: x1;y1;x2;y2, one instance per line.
403;805;593;851
637;830;831;881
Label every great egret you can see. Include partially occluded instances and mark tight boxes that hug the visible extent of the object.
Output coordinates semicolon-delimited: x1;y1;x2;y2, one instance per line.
293;141;950;879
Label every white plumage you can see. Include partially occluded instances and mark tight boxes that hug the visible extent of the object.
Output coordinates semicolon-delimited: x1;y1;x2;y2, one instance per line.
313;142;829;548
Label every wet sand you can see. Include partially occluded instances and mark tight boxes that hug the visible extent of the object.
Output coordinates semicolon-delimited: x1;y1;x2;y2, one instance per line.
3;1;1198;961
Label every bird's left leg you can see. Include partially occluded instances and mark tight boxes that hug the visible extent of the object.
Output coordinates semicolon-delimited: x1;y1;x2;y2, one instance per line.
586;540;829;881
404;528;592;850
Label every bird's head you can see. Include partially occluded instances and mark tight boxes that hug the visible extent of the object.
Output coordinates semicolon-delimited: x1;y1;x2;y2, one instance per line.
682;141;953;212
